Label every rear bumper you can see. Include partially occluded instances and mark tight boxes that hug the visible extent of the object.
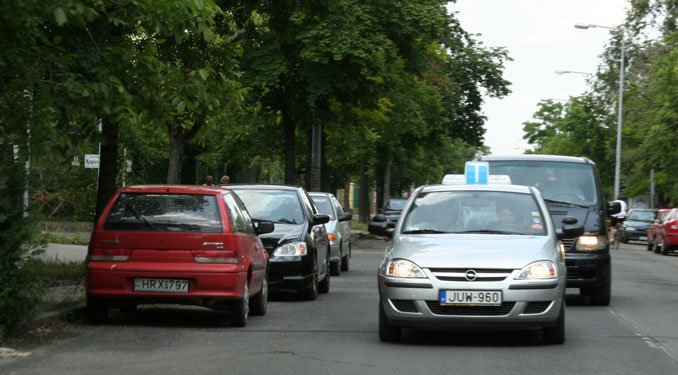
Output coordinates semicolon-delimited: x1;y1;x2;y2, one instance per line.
86;264;248;303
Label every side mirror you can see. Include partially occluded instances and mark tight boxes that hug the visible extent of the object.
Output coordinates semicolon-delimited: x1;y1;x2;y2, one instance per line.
254;220;275;235
338;212;352;222
559;216;584;239
607;201;621;215
313;214;330;225
371;214;388;222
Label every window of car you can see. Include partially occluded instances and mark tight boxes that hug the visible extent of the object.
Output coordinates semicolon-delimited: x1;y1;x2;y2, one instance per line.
235;190;305;224
104;193;222;232
310;195;336;219
384;199;407;211
223;193;255;235
402;190;547;235
627;209;656;222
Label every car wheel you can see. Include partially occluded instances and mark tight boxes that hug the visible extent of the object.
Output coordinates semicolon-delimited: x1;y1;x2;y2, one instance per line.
87;297;108;324
229;282;249;327
379;301;401;342
249;276;268;316
341;243;350;272
654;242;662;254
299;257;319;300
586;280;611;306
661;244;670;255
543;303;565;345
319;255;331;293
330;261;341;276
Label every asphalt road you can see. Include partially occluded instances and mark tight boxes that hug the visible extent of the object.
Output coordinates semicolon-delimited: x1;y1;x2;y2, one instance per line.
3;238;678;374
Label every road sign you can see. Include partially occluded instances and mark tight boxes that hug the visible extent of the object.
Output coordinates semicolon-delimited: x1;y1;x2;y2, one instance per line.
84;154;100;169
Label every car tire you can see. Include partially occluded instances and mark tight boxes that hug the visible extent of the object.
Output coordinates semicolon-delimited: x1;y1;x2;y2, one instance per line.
379;301;401;342
585;280;611;306
543;303;565;345
319;255;331;293
229;282;249;327
330;260;341;276
87;297;108;324
341;243;350;272
249;276;268;316
299;257;319;300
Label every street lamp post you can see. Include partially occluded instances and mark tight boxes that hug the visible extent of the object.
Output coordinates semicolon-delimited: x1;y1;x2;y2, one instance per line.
575;23;625;199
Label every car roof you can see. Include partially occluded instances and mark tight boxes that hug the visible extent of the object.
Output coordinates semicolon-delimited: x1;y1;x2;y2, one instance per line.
479;154;594;165
118;185;230;194
227;184;301;192
309;192;334;197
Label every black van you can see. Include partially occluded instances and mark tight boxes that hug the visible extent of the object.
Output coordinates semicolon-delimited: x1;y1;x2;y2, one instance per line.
480;154;618;305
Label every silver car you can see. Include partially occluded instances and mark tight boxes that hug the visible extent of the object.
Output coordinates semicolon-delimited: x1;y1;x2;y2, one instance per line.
370;183;583;344
309;192;353;276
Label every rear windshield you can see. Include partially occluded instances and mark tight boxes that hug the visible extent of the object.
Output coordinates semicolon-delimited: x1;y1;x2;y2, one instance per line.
104;193;222;232
234;190;304;224
488;161;598;206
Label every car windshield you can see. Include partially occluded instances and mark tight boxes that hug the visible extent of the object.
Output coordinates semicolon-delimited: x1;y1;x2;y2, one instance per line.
310;196;335;219
488;161;598;206
385;199;407;211
235;190;304;224
627;210;656;222
104;193;222;232
402;190;547;236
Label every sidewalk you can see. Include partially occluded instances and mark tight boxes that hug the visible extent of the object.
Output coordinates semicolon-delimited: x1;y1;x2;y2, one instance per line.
39;243;88;263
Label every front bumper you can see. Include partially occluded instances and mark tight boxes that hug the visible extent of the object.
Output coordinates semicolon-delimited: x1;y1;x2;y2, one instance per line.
268;255;315;292
564;252;611;288
378;273;565;329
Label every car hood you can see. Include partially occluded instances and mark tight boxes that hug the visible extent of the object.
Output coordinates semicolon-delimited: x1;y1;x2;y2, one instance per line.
259;223;306;251
390;234;557;269
625;219;652;229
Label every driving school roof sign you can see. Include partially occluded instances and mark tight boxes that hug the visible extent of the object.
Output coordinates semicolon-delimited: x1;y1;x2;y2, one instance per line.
465;161;489;185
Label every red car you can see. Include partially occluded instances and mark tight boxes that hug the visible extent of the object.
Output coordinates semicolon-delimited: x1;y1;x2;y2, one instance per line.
647;208;671;251
654;208;678;255
86;185;274;326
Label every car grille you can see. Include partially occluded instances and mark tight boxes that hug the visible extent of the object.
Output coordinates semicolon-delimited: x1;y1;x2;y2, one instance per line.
390;299;419;313
523;301;552;314
425;301;516;316
561;237;575;251
427;268;513;282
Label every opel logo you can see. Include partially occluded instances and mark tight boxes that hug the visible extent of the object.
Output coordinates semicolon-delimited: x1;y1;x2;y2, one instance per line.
464;270;478;281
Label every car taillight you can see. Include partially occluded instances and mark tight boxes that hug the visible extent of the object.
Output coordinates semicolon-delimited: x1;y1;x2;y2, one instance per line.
191;249;240;263
89;247;131;261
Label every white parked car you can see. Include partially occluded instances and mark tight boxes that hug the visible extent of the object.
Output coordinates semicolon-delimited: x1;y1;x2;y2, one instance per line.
310;192;353;276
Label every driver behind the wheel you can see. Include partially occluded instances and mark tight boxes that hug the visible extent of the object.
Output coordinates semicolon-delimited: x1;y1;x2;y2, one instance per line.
488;203;528;233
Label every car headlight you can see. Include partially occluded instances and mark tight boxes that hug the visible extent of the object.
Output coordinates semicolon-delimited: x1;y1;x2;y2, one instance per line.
516;261;557;280
384;259;426;278
576;235;608;251
625;226;636;231
273;242;307;257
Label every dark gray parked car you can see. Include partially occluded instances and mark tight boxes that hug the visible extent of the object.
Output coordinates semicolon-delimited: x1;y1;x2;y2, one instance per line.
309;192;353;276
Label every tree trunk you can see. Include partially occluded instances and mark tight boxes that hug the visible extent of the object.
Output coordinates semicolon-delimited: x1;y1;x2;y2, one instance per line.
95;118;119;223
359;159;371;223
167;120;186;184
283;109;296;185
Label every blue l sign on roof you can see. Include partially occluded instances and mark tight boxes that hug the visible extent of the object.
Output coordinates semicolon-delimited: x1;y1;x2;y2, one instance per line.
465;161;489;185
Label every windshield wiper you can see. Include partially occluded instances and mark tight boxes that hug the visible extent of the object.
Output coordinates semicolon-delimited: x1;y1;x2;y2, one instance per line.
124;201;154;229
453;230;524;235
402;229;448;234
543;199;589;208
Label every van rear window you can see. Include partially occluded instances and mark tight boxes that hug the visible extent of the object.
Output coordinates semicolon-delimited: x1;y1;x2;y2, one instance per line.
104;193;222;232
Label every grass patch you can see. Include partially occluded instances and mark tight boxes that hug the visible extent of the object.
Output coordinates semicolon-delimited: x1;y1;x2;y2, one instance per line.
35;233;90;246
33;259;85;283
350;220;368;232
